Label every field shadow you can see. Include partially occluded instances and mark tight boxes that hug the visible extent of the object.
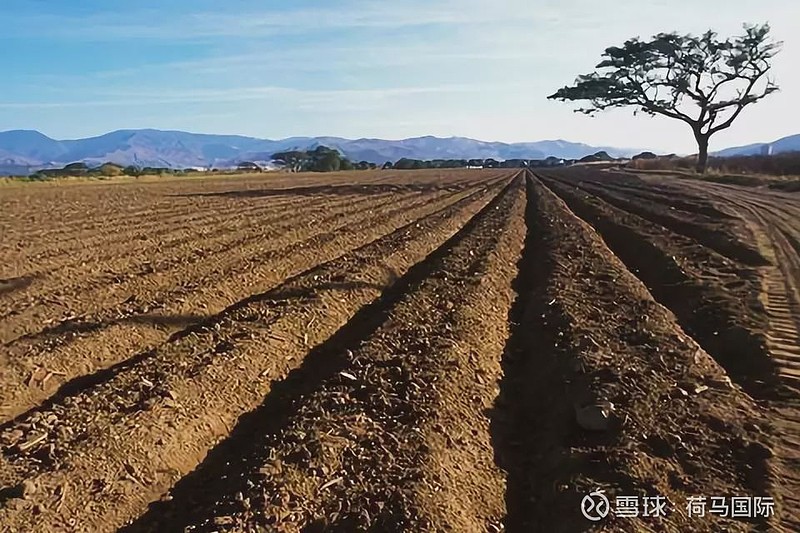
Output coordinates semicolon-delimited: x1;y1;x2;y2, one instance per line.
0;275;38;298
122;184;509;532
14;313;210;345
174;183;468;199
122;313;210;328
119;296;392;531
0;313;209;432
1;348;156;435
542;175;785;401
489;173;635;532
4;268;401;438
259;265;400;303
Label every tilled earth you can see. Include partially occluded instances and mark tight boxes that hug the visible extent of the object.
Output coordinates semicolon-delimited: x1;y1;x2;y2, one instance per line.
0;168;797;532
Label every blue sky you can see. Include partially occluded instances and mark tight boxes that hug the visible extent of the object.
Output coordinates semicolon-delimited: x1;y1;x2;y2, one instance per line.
2;0;798;152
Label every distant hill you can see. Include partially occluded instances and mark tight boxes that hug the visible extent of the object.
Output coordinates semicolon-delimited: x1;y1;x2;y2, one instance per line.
714;133;800;157
0;129;645;175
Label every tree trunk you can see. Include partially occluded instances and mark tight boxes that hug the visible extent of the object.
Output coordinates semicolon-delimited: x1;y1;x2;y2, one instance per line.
696;135;709;174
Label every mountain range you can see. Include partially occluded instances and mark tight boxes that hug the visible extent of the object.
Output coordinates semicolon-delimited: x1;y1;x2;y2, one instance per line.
0;129;797;175
0;129;642;175
713;133;800;158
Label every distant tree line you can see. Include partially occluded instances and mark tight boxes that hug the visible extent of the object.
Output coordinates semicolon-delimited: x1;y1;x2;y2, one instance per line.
270;147;578;172
24;150;609;180
31;162;187;179
271;146;377;172
628;151;800;178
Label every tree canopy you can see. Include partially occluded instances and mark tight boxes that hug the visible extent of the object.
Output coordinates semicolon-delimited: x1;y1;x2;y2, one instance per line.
271;146;357;172
549;24;781;172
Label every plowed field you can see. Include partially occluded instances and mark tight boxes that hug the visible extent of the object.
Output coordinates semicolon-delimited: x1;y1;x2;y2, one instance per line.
0;168;797;532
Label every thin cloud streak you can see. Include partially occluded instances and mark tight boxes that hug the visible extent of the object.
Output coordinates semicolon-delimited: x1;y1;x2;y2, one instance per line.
0;83;507;110
3;1;566;42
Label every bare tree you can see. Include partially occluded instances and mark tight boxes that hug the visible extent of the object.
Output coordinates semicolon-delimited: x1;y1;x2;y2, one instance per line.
549;24;781;173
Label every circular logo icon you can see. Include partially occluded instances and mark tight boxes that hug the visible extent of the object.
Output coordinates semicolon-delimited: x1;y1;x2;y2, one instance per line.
581;490;610;521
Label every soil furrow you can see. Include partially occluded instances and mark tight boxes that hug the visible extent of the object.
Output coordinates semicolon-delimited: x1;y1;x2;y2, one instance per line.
2;195;318;277
592;179;736;220
125;174;525;533
0;189;410;334
0;191;393;320
0;189;445;343
550;171;768;267
2;193;301;256
0;170;428;241
2;201;201;242
677;185;800;383
665;183;800;532
2;167;793;532
0;175;510;532
7;175;491;274
597;173;742;217
1;189;425;342
539;174;777;399
0;183;500;423
0;172;487;266
540;172;798;531
493;173;770;531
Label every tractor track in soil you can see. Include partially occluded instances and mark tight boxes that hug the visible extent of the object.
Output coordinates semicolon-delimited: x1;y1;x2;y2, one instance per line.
657;178;800;532
0;172;514;532
540;169;800;532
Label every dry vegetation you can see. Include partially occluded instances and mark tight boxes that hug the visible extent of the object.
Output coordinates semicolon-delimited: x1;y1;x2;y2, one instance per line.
627;153;800;191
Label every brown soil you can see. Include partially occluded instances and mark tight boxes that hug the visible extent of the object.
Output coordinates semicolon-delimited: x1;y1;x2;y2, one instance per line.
540;168;800;531
0;168;797;532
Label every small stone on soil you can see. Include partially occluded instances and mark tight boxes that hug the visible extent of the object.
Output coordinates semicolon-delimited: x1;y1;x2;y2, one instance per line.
575;402;615;432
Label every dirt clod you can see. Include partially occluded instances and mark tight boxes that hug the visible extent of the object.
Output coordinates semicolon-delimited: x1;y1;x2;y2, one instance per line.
20;480;37;499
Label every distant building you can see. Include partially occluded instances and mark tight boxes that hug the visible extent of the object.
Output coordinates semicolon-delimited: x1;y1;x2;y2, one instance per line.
760;144;774;156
